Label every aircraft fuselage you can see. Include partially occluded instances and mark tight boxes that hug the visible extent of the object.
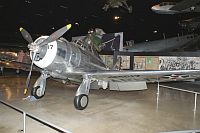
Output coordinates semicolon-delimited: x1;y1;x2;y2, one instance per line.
31;36;107;79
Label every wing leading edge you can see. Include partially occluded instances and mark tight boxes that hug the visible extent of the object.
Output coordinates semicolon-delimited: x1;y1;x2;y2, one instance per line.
0;59;39;72
88;69;200;82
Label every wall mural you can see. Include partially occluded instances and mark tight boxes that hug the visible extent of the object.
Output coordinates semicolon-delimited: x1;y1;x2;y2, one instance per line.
159;57;200;70
134;56;146;70
133;56;200;70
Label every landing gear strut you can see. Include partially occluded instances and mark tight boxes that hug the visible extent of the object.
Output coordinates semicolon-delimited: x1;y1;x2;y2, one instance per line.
31;72;48;99
74;75;91;110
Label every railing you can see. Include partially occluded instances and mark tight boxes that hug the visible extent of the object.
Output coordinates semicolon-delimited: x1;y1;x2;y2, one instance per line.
0;100;72;133
160;129;200;133
159;84;200;112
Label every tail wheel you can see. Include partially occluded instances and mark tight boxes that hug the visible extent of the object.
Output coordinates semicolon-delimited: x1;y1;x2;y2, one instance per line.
74;94;89;110
31;86;45;99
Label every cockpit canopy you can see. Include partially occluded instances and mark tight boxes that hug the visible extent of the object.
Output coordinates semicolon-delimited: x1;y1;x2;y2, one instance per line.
73;37;99;57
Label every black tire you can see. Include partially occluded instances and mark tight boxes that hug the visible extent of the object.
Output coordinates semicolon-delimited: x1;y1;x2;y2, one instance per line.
74;94;89;110
31;86;45;99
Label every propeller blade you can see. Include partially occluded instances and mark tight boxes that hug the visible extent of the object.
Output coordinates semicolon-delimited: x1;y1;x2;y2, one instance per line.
19;27;33;43
25;52;36;94
39;24;72;47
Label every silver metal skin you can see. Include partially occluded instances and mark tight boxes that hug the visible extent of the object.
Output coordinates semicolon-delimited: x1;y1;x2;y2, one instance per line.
30;36;108;110
75;75;91;96
33;37;107;76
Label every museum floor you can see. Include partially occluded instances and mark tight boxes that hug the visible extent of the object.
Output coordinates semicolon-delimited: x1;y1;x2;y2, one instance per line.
0;75;200;133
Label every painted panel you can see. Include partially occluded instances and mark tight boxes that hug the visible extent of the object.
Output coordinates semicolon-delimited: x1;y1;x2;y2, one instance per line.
159;57;200;70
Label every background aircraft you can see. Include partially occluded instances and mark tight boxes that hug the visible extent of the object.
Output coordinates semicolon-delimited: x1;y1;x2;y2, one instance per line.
124;34;200;52
151;0;200;14
2;24;200;110
102;0;132;13
0;49;31;74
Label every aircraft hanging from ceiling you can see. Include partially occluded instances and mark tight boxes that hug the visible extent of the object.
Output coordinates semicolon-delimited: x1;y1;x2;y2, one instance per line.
151;0;200;14
1;24;200;110
102;0;132;13
124;34;200;52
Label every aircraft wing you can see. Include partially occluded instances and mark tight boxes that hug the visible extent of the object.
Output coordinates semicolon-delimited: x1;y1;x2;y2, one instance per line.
88;70;200;82
170;0;200;11
0;59;39;72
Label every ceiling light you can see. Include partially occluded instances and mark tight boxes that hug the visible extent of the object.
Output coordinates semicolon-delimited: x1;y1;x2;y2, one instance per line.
75;22;79;26
153;30;158;33
114;16;120;20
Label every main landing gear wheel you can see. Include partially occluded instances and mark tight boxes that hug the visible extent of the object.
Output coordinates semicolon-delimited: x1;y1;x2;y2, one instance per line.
31;86;45;99
74;94;89;110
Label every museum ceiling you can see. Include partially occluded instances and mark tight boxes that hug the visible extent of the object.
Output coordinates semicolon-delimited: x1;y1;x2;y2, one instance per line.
0;0;199;45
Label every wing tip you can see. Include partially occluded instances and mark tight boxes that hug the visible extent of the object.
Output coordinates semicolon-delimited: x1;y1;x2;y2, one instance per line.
19;27;23;32
66;24;72;30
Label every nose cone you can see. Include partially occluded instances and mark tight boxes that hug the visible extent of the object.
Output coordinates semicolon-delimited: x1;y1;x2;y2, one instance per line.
31;36;58;69
151;4;160;11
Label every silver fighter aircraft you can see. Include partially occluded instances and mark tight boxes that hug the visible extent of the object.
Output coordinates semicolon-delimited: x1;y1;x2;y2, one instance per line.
151;0;200;14
16;24;200;110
